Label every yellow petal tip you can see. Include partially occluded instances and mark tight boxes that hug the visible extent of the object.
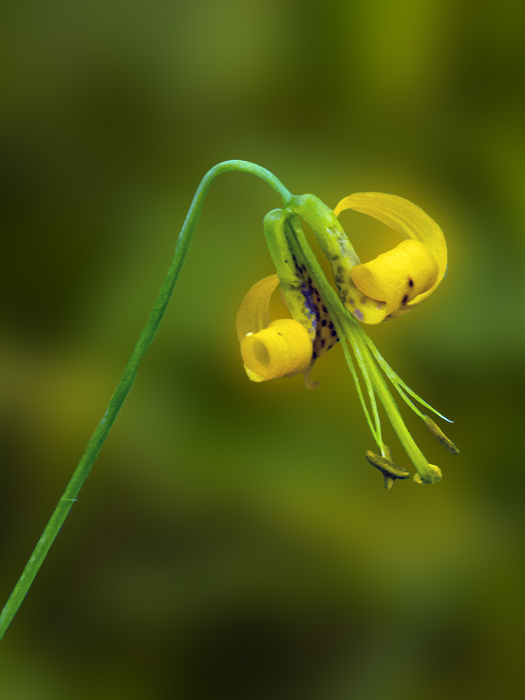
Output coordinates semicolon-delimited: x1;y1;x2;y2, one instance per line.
240;319;312;382
335;193;447;323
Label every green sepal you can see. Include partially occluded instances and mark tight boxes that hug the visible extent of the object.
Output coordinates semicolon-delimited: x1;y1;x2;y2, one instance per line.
289;194;360;309
263;209;316;341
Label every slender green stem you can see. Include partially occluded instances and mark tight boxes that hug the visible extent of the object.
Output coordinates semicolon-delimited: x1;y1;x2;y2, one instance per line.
0;160;292;640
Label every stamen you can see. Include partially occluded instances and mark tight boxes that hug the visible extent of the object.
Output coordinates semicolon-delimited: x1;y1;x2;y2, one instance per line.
346;329;383;451
365;450;410;489
363;333;453;423
340;338;382;446
424;416;460;454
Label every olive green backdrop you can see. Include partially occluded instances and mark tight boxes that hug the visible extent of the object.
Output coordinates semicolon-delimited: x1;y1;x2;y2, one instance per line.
1;1;524;698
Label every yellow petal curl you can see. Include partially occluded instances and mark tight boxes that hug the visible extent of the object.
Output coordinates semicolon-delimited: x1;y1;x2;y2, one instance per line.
236;275;313;382
240;320;312;381
334;193;447;323
350;239;438;320
236;274;279;341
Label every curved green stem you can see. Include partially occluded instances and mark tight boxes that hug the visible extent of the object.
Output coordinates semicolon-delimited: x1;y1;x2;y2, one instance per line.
0;160;292;640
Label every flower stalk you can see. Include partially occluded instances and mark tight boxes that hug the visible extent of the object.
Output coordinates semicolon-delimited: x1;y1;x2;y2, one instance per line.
0;161;292;640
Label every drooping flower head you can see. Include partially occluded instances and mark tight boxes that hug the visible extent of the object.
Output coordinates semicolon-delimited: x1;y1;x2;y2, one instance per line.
237;191;458;487
0;159;458;641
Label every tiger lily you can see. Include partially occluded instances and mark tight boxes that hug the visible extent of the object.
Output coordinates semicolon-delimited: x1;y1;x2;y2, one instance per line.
236;192;458;487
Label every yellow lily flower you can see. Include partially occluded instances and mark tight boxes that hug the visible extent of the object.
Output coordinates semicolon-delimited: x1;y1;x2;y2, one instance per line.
236;191;457;487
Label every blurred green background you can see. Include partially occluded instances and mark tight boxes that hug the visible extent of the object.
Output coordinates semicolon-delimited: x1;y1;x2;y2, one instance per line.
1;0;524;697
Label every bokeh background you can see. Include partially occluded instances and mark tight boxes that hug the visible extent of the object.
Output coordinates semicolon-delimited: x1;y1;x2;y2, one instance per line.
1;0;524;697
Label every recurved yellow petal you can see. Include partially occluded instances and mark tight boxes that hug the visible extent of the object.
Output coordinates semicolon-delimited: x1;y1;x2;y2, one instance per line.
236;275;280;341
240;319;312;381
350;239;438;320
237;276;313;382
335;193;446;297
334;193;447;322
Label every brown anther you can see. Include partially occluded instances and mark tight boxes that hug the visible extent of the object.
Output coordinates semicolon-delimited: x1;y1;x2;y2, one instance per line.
365;449;410;489
423;416;460;454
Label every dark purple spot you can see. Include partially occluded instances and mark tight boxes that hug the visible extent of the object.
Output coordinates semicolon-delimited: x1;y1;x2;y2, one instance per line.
402;294;409;305
321;319;327;327
408;278;414;287
300;284;318;322
331;330;337;337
